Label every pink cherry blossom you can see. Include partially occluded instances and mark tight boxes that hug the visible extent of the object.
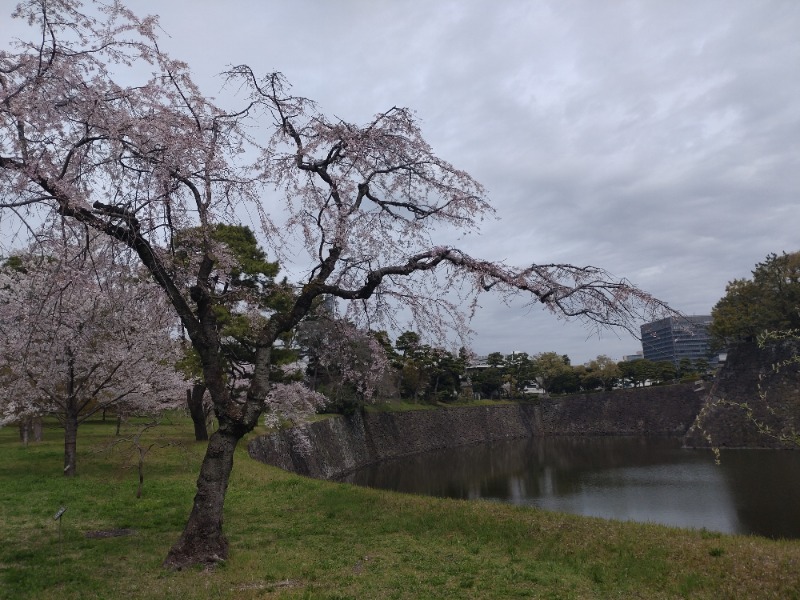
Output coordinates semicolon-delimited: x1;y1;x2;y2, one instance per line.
0;0;673;568
0;228;185;476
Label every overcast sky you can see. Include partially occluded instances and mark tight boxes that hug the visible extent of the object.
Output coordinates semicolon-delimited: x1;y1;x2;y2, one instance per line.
4;1;799;363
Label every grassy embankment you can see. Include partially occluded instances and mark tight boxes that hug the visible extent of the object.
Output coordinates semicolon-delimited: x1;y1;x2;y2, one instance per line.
1;411;798;599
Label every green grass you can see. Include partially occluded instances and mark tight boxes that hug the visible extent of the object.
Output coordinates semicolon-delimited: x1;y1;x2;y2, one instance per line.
1;414;799;599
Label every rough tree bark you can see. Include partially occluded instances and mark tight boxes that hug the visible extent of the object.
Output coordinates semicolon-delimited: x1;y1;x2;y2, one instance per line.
187;384;209;442
164;347;271;568
163;424;240;568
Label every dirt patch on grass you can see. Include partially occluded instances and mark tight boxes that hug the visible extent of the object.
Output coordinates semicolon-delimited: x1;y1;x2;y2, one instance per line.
84;528;136;539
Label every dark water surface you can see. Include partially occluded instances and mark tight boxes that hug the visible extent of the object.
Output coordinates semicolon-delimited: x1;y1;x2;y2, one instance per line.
341;436;800;539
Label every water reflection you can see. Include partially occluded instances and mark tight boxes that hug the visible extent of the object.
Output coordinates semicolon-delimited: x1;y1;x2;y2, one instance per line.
340;437;800;539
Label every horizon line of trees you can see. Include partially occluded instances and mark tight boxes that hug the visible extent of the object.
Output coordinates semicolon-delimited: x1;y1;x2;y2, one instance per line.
462;350;708;398
298;326;716;412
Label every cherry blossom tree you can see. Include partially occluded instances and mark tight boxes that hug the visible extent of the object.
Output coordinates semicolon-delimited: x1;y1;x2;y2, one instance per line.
0;228;185;476
0;0;671;568
297;315;392;412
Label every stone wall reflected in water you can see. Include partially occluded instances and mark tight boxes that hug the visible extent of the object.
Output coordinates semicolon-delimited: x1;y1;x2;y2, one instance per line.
343;437;800;539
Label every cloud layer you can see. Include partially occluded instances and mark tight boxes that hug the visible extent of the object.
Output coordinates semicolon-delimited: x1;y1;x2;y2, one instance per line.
5;0;798;362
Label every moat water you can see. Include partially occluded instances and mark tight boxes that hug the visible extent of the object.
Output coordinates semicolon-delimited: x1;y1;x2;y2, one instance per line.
341;436;800;539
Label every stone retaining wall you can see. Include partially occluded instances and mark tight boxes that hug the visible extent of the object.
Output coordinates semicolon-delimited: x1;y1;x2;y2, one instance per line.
685;339;800;449
248;383;704;479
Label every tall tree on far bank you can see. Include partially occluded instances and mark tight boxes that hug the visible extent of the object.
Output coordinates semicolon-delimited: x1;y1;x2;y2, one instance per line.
582;355;620;391
531;352;574;393
698;252;800;450
0;230;185;476
0;0;671;568
710;251;800;346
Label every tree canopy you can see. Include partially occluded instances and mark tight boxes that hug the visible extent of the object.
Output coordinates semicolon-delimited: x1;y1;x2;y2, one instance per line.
0;230;184;475
0;0;671;568
710;251;800;346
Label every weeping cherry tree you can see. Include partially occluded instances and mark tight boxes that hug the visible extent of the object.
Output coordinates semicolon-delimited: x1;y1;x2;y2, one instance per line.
0;0;672;567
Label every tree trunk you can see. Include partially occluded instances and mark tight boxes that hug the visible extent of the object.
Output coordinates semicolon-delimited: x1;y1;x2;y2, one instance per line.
137;447;145;499
19;420;29;446
64;408;78;477
164;326;271;569
187;384;209;441
18;417;43;444
64;349;78;476
163;426;241;569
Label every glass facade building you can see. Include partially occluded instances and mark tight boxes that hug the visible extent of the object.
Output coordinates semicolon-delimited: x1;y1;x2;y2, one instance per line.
640;315;714;367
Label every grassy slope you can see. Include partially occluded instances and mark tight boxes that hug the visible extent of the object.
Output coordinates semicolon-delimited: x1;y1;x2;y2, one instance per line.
0;414;798;599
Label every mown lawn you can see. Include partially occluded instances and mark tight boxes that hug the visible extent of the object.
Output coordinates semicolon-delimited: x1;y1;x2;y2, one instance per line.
1;414;798;599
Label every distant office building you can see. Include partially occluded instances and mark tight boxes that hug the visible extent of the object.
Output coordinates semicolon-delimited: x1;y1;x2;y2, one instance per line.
641;315;714;367
467;355;490;370
622;351;643;362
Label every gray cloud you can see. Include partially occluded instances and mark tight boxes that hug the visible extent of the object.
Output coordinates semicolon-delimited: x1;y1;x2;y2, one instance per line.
4;0;798;363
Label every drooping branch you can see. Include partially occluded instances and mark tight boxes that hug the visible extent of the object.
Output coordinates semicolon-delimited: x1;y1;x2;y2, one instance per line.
333;248;661;326
0;0;675;567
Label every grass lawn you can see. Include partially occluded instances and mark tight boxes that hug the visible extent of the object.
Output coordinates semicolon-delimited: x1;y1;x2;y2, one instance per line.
1;413;798;599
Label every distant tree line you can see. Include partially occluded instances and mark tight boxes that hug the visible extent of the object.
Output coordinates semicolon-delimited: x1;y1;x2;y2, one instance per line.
294;325;718;413
467;351;706;398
